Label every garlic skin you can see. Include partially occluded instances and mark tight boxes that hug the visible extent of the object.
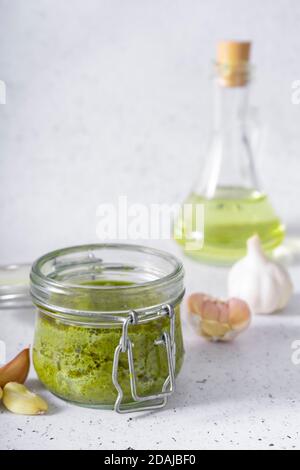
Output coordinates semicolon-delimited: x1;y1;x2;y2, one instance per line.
2;382;48;415
0;348;30;388
228;235;293;315
188;293;251;342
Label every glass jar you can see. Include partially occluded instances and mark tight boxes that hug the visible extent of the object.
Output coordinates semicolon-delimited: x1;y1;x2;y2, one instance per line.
30;244;185;413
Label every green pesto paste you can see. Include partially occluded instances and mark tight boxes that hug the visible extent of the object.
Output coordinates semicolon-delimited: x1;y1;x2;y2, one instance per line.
33;281;184;407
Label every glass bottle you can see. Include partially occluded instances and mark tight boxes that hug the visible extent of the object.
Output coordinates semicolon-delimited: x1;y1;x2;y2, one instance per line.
174;41;284;264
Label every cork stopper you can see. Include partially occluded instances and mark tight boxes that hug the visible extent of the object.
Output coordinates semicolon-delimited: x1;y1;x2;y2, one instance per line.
216;41;251;87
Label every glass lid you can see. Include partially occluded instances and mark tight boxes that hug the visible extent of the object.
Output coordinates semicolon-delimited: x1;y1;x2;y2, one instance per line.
0;263;32;309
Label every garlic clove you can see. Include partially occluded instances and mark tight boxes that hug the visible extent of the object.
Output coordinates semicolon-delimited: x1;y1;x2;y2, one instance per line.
247;234;266;261
272;263;293;310
201;297;220;322
3;382;48;415
228;298;252;331
188;293;205;317
217;301;229;323
201;319;231;340
0;348;30;388
188;293;251;342
228;235;293;315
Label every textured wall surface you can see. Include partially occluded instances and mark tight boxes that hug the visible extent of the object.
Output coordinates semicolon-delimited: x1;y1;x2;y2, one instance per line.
0;0;300;263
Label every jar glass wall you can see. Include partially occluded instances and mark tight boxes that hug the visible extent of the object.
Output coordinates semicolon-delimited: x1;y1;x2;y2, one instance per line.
30;244;185;412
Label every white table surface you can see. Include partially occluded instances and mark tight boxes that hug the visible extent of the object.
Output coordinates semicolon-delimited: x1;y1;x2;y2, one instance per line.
1;241;300;451
1;0;300;452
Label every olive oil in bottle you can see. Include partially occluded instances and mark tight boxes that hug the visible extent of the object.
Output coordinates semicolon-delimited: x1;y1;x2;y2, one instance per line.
174;41;284;264
174;187;284;264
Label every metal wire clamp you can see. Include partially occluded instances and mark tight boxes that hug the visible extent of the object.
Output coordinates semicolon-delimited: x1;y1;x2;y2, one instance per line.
112;304;176;413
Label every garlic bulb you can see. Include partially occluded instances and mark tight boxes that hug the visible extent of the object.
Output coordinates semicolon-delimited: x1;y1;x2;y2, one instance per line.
228;235;293;315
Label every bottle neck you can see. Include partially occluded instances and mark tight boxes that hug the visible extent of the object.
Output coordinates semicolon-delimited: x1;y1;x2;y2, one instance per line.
194;72;260;199
213;80;249;134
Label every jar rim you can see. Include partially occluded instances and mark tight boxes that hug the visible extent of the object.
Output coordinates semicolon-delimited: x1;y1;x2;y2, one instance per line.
30;243;185;317
31;243;184;292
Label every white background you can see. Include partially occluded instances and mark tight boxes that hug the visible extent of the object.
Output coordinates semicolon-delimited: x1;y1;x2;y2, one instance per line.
0;0;300;263
1;0;300;451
